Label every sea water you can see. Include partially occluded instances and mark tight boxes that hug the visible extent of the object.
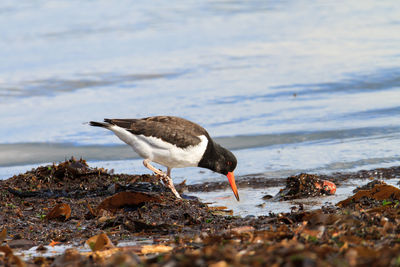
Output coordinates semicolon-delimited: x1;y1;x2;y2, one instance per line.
1;1;400;213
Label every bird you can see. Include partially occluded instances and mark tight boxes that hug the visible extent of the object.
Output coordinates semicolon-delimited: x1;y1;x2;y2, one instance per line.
89;116;239;201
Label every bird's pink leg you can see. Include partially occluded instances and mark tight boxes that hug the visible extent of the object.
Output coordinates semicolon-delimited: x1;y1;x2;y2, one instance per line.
143;159;181;199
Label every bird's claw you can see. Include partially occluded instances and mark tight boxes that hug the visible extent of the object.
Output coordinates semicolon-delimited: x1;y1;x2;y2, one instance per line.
155;173;181;199
155;173;168;179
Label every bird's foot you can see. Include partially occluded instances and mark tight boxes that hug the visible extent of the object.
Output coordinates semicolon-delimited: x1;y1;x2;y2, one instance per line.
143;159;181;199
159;174;182;199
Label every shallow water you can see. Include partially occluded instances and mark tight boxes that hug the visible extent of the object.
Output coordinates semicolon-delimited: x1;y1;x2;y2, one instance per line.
1;1;400;213
193;178;400;217
18;238;154;261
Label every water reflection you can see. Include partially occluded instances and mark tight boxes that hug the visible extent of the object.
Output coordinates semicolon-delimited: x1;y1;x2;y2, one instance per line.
0;72;182;99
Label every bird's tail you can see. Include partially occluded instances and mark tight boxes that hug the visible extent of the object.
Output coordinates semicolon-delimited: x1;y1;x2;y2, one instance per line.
89;121;111;128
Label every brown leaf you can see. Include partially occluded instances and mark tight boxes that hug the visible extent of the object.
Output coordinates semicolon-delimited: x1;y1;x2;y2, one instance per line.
228;226;255;240
209;206;229;211
302;210;340;226
98;215;115;223
105;249;141;266
300;228;323;240
140;244;173;254
82;247;123;257
52;248;85;266
339;235;364;245
0;228;7;242
209;206;233;216
337;184;400;207
49;240;61;247
97;191;162;212
0;245;13;256
46;203;71;220
86;233;114;252
10;255;26;267
209;261;228;267
229;226;255;235
87;202;97;217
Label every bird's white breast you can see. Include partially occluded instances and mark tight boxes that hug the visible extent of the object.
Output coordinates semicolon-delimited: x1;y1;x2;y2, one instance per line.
108;125;208;168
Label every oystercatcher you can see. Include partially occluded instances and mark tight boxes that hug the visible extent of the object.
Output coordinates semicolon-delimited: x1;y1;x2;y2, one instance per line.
89;116;239;200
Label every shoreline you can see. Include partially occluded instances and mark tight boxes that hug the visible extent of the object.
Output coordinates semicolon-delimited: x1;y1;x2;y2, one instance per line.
1;158;400;266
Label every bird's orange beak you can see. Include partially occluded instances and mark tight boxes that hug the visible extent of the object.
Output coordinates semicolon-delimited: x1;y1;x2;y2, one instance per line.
227;172;240;201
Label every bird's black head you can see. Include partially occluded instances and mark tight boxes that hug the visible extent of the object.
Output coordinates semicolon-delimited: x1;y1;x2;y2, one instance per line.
198;142;237;175
198;141;239;201
214;147;237;175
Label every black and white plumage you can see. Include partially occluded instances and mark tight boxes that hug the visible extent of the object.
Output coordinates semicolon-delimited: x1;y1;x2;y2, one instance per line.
89;116;239;200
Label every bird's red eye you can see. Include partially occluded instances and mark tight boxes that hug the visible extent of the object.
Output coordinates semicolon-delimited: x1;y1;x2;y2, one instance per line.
227;161;232;166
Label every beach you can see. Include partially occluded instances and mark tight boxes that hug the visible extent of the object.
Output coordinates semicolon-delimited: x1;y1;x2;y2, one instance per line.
1;1;400;265
2;159;400;266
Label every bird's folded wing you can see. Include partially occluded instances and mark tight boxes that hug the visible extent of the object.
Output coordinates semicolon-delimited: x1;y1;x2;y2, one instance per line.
104;116;208;148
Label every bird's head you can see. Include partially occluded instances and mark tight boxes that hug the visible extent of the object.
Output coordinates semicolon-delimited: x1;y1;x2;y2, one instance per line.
211;146;239;201
213;148;237;174
198;142;239;201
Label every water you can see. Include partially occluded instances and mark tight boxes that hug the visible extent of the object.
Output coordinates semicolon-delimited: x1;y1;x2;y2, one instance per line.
1;1;400;192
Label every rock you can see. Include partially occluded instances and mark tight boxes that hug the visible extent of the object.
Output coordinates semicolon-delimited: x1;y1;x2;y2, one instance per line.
274;173;336;201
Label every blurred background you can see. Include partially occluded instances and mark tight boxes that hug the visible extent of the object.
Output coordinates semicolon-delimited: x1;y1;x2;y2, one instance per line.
1;0;400;186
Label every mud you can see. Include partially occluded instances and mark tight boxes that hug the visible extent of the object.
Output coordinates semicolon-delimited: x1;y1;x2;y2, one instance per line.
2;158;400;266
